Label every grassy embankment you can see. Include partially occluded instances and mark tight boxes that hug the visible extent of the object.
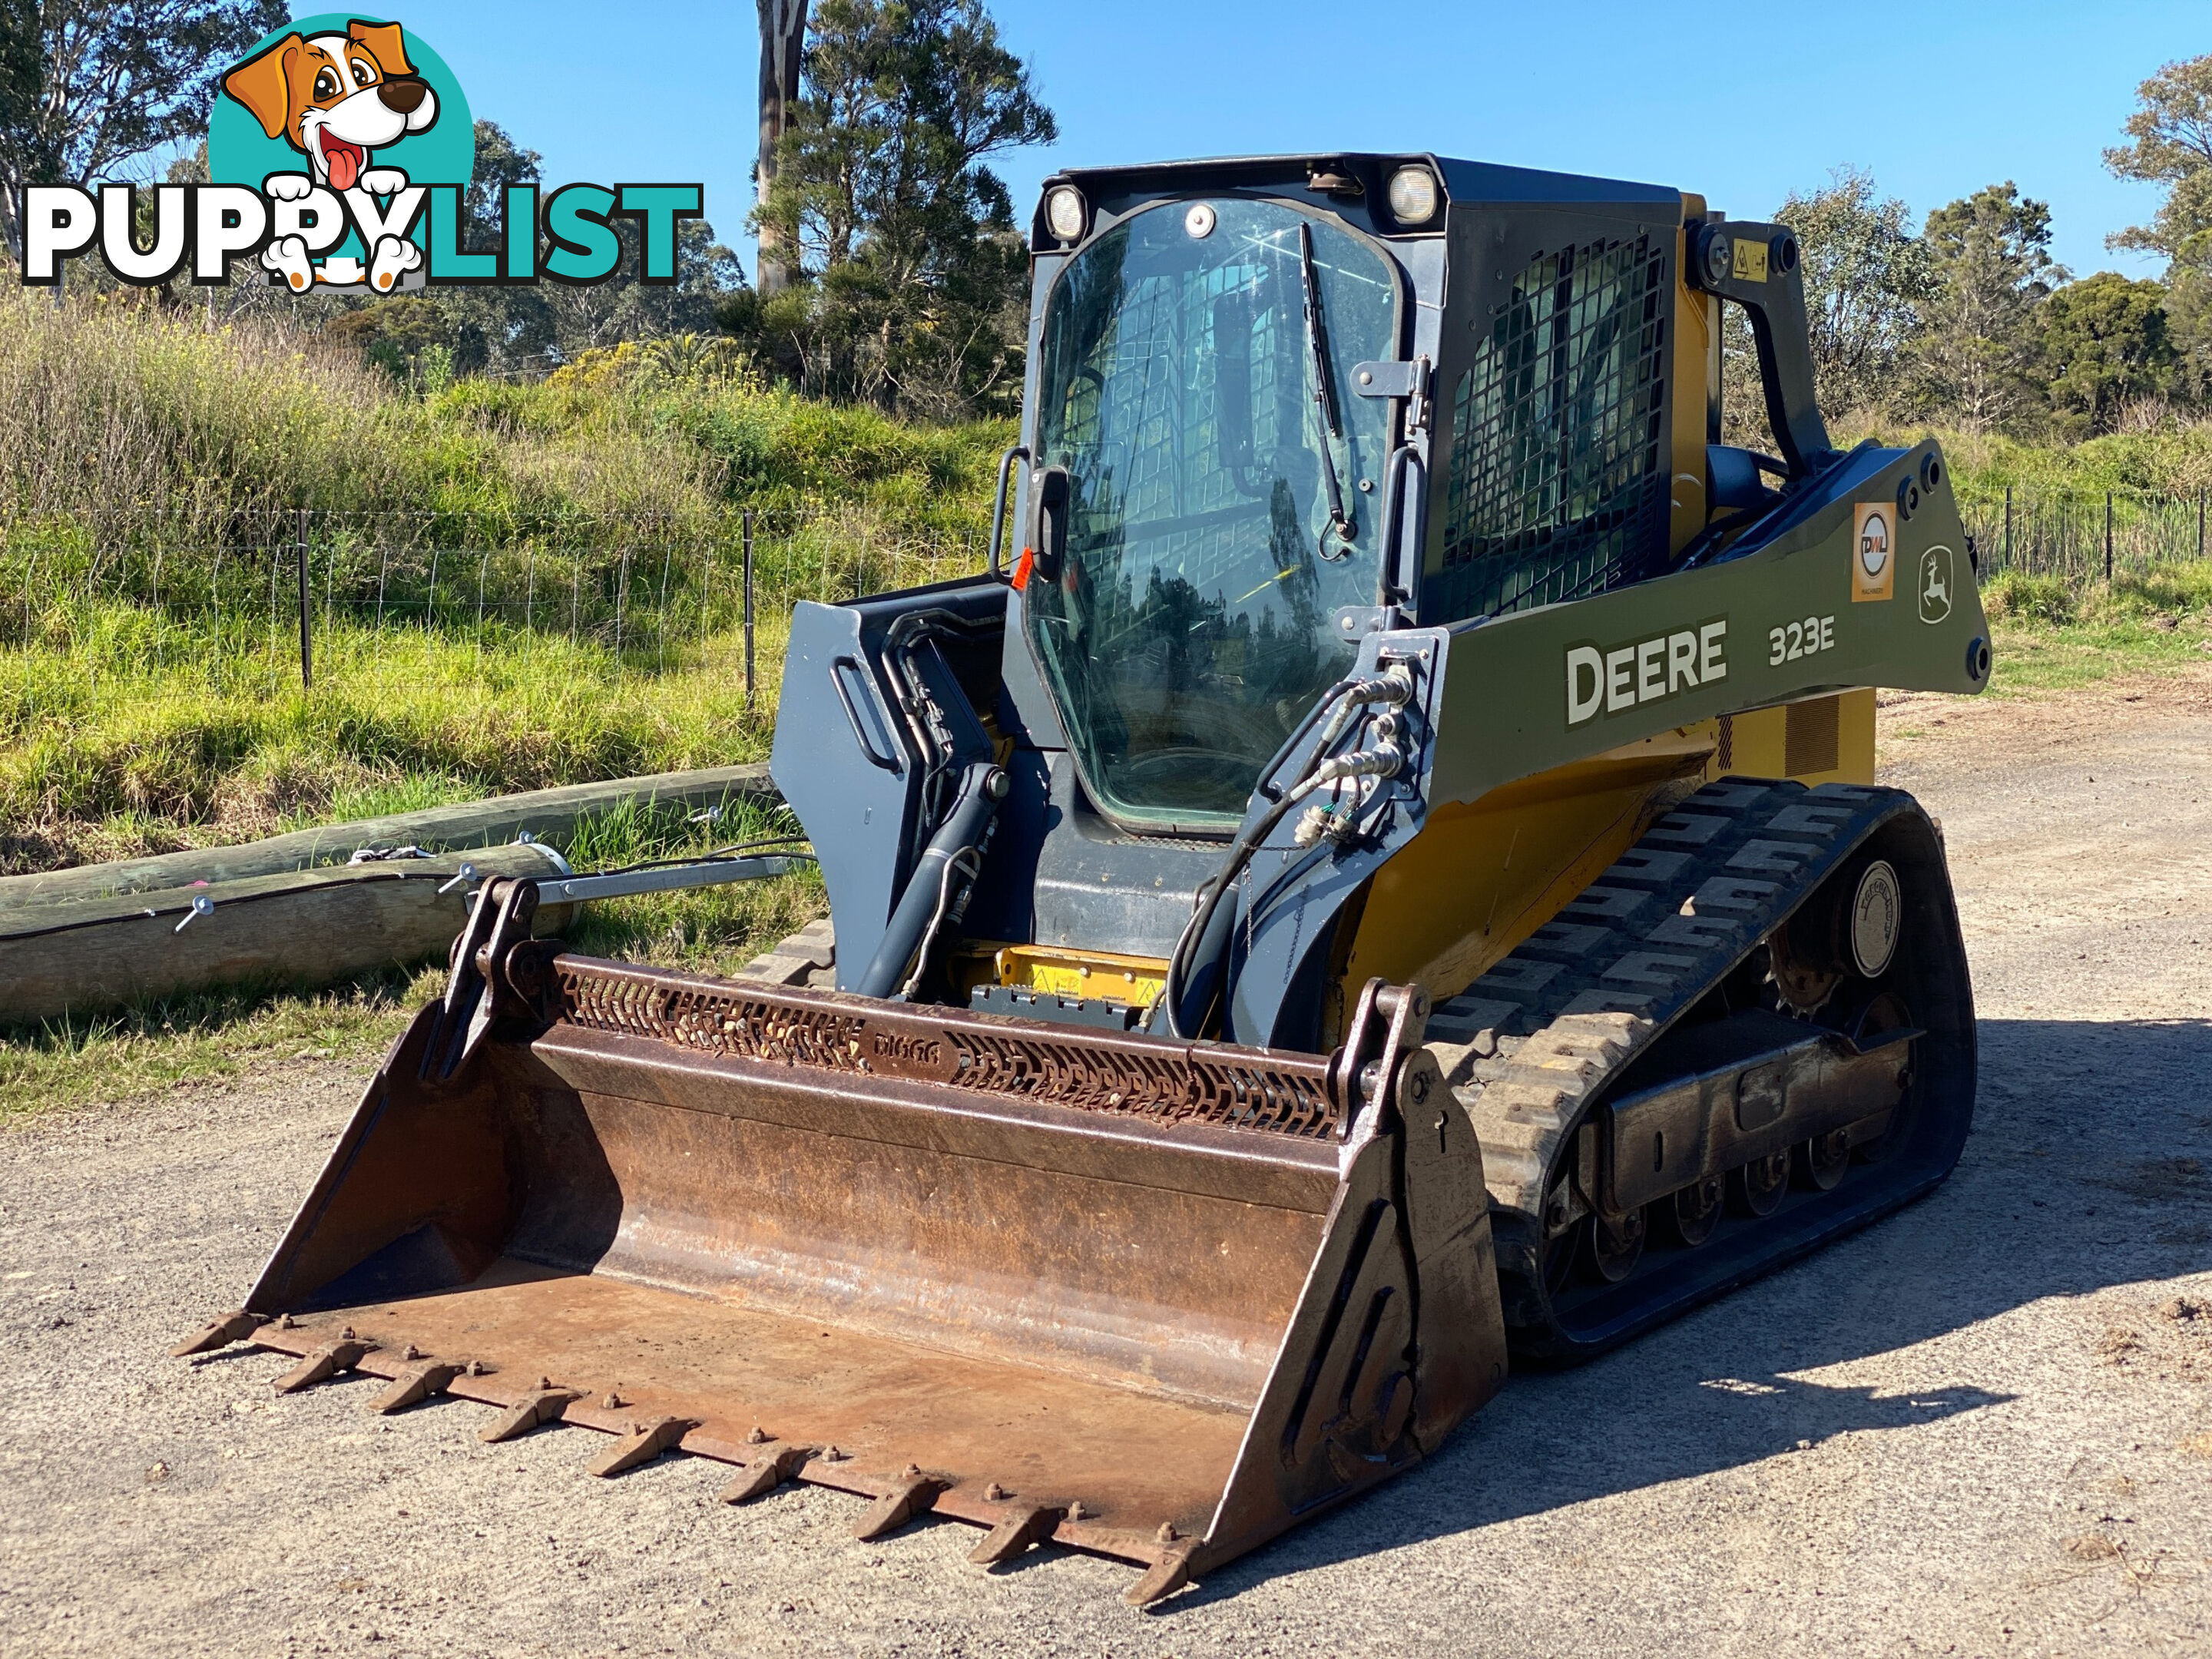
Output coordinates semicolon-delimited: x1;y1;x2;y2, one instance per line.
0;298;1005;873
0;297;1002;1112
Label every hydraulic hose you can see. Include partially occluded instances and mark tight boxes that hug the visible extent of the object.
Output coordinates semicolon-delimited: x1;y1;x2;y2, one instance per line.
856;760;1009;999
1162;667;1414;1038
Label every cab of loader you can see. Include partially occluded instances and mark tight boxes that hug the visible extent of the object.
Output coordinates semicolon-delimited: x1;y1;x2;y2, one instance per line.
772;151;1977;1049
1018;160;1694;831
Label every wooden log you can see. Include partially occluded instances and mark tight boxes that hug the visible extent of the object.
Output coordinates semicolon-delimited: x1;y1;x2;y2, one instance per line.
0;842;576;1027
0;762;773;912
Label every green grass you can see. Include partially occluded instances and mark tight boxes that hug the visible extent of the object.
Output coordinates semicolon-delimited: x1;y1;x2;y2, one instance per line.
1981;561;2212;694
0;601;799;873
0;300;971;1115
0;966;440;1125
554;792;827;978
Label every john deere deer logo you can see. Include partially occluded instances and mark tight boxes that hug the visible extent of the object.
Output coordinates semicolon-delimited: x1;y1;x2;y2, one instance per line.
1919;545;1953;624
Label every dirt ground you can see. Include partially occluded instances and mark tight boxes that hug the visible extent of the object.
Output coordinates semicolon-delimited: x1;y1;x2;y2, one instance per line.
5;671;2211;1658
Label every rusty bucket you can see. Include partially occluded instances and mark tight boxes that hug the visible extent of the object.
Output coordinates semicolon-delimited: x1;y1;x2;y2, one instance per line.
177;906;1505;1605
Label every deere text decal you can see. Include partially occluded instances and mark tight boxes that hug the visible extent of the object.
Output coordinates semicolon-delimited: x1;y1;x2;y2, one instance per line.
17;15;700;293
1565;620;1729;727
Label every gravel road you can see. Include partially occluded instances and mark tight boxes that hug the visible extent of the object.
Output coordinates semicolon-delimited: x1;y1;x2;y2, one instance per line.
5;673;2210;1658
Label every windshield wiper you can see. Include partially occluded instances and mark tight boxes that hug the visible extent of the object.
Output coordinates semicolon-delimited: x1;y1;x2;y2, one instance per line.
1298;220;1357;561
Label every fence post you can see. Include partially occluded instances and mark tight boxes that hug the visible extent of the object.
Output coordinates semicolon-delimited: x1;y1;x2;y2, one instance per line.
2199;491;2205;562
743;508;757;712
2104;492;2114;583
2003;485;2012;571
612;545;631;673
296;508;312;690
656;543;674;675
265;532;278;698
699;535;714;653
475;548;490;670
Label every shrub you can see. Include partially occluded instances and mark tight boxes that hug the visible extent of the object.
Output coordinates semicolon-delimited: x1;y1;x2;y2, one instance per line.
1981;570;2075;624
2105;561;2212;618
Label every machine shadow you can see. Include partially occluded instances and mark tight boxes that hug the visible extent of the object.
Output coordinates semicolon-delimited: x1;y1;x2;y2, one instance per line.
1167;1015;2212;1608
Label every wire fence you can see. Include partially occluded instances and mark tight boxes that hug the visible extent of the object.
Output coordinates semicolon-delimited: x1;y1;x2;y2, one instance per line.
1;508;992;704
5;485;2209;704
1959;486;2210;586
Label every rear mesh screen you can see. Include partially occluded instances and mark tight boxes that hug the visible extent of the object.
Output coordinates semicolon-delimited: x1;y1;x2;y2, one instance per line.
1428;236;1671;624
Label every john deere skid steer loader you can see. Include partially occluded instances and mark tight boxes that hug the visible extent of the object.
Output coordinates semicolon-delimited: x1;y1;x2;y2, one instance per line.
176;153;1987;1606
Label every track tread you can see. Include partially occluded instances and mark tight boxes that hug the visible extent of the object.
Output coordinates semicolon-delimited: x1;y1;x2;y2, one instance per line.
1424;779;1904;1219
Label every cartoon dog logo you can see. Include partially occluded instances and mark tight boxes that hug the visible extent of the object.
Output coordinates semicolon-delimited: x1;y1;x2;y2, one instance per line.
221;20;437;292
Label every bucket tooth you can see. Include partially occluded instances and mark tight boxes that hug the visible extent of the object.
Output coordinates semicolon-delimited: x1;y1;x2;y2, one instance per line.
170;1310;266;1357
479;1386;580;1443
968;1503;1063;1567
717;1445;810;1505
369;1360;465;1415
585;1416;697;1477
852;1473;944;1541
272;1338;373;1393
1124;1544;1197;1608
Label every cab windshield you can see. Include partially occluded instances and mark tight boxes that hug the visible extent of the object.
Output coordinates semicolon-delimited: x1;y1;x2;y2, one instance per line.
1028;198;1399;829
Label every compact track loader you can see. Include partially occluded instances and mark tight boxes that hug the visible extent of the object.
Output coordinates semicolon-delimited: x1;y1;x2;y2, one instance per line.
177;154;1987;1606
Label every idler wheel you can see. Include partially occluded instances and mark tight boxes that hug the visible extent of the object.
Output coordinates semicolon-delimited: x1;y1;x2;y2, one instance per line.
1771;857;1904;1015
1660;1174;1724;1247
1798;1128;1852;1191
1730;1149;1791;1217
1582;1207;1647;1284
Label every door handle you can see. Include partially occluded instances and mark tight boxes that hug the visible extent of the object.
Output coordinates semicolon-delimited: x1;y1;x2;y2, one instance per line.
831;656;902;772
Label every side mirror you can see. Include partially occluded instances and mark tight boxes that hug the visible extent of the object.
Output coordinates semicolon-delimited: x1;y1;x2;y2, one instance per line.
1024;465;1071;587
1212;291;1253;475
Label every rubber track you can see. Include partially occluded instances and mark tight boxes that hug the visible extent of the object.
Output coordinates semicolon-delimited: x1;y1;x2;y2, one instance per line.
1425;777;1915;1223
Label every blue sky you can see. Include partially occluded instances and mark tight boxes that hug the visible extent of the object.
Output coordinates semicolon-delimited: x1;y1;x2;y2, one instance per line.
374;1;2197;285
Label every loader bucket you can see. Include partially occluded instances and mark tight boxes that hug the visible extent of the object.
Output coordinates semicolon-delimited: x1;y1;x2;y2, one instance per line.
200;945;1505;1603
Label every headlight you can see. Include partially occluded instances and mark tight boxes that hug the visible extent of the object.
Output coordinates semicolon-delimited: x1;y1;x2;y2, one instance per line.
1045;184;1088;243
1385;165;1439;227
